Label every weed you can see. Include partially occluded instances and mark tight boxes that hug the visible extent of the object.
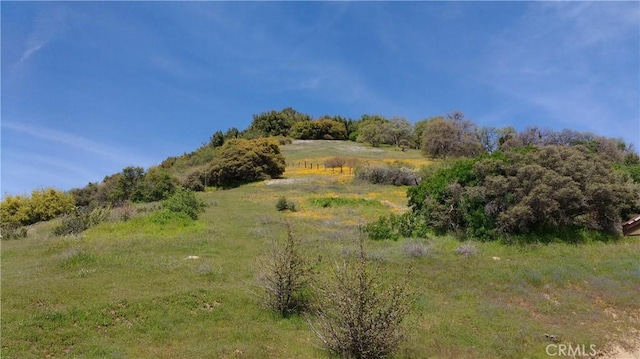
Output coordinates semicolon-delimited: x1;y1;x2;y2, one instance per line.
403;240;432;258
454;243;479;257
257;222;315;317
308;242;412;359
276;196;297;212
308;197;381;208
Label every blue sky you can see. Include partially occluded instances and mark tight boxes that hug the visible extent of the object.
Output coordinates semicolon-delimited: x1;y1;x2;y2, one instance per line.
2;1;639;196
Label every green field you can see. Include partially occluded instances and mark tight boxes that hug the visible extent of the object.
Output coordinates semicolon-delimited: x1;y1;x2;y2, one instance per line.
2;140;639;358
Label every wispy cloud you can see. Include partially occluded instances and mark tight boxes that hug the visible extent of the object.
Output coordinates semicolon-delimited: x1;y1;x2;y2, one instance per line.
1;121;158;195
476;2;639;145
14;6;69;68
2;121;153;167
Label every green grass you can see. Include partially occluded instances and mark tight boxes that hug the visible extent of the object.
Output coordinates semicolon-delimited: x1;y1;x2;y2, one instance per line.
2;140;639;358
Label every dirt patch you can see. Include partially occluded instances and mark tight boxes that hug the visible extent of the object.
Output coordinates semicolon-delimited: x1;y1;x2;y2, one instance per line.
600;343;640;359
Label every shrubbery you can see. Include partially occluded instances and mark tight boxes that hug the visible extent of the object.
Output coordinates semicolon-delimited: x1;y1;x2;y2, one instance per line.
355;161;419;186
206;138;285;187
1;188;75;238
308;244;412;358
163;187;204;220
407;145;640;241
53;206;110;236
363;212;428;240
275;196;297;212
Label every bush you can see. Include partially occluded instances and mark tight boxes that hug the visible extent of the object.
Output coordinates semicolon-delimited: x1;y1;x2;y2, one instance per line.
275;196;297;212
408;146;640;241
1;225;28;240
308;244;412;359
163;187;204;220
363;213;429;241
355;163;419;186
403;240;432;258
53;206;110;236
454;243;478;257
182;170;205;192
207;138;286;187
1;188;75;228
363;216;399;241
257;222;315;317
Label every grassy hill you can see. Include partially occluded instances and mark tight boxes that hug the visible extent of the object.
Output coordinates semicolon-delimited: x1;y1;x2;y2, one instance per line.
2;140;639;358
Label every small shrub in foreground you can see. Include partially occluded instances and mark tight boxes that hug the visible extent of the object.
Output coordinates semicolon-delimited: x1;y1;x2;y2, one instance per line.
257;222;315;317
308;243;412;359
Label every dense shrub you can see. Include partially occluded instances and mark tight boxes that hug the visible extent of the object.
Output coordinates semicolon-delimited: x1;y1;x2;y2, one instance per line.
249;107;312;137
408;146;640;241
363;212;428;241
0;188;75;229
132;167;178;202
206;138;286;187
182;169;205;192
163;187;204;220
53;206;110;236
291;119;347;140
363;216;400;241
355;162;419;186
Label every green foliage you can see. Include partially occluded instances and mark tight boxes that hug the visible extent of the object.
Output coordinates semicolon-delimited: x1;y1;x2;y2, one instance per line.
257;222;315;317
70;182;100;208
53;206;110;236
209;130;225;147
71;167;179;208
291;119;347;140
249;107;311;137
308;244;412;359
408;146;640;241
615;163;640;184
356;120;386;147
207;138;286;187
275;196;297;212
133;167;178;202
363;212;428;240
363;215;399;241
307;197;381;208
163;187;204;220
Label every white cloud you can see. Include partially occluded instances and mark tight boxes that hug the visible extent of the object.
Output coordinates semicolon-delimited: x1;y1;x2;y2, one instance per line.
1;121;153;167
475;2;639;147
14;6;69;68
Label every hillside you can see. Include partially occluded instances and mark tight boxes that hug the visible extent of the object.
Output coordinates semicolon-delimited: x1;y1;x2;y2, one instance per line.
2;140;639;358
